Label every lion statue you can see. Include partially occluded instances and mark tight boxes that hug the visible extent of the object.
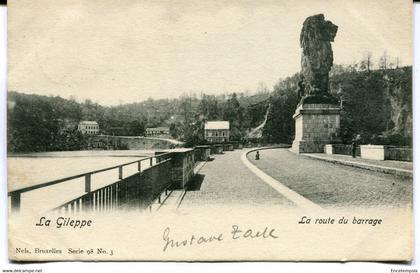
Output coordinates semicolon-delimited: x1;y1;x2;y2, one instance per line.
300;14;338;97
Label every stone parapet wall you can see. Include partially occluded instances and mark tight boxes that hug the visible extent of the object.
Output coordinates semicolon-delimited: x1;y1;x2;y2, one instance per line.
134;160;172;208
360;145;386;160
360;145;412;162
211;144;224;154
387;147;412;162
168;148;195;189
324;144;361;157
223;144;234;151
325;144;411;162
194;146;211;161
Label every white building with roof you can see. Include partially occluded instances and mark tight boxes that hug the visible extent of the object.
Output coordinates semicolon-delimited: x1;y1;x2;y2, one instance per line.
78;121;99;135
204;121;230;143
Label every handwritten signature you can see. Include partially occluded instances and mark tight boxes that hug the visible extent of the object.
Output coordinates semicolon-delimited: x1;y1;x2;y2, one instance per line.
162;225;278;252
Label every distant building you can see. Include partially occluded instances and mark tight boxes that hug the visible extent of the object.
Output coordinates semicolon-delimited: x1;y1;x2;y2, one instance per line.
204;121;230;143
145;127;170;137
78;121;99;135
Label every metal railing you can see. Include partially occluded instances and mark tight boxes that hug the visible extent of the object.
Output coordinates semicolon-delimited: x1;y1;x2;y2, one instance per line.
8;152;173;213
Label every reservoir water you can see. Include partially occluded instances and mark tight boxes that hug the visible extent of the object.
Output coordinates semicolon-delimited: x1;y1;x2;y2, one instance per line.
8;150;156;213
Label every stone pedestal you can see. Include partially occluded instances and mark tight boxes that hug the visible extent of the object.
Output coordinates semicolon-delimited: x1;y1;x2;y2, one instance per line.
360;145;386;160
165;148;195;189
324;144;334;154
211;144;223;154
291;103;341;153
194;145;211;161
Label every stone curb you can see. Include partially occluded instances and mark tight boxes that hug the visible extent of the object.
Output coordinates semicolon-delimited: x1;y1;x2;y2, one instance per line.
242;147;326;213
301;153;413;179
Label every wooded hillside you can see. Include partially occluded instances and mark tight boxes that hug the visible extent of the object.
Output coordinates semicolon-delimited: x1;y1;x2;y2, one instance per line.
7;65;412;152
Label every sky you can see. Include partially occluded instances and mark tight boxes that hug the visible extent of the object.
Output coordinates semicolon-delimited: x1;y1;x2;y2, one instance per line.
8;0;412;105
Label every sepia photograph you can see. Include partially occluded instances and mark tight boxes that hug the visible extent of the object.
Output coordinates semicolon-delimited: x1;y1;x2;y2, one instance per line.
4;0;416;264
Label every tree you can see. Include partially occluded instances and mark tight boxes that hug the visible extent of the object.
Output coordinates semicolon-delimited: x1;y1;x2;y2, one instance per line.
378;51;389;70
8;94;60;152
395;57;400;68
127;120;145;136
359;51;373;72
256;81;269;94
262;73;300;143
223;93;245;141
198;94;220;120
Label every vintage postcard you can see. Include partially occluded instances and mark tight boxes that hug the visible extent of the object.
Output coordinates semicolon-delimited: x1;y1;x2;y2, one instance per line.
7;0;413;261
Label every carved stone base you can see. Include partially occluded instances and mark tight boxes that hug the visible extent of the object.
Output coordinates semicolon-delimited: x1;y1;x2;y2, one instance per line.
291;102;341;154
291;140;332;154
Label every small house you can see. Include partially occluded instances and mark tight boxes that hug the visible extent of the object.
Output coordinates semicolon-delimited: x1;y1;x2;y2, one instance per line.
204;121;230;143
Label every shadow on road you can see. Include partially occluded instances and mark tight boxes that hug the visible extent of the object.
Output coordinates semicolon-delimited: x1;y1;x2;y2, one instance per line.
185;174;205;191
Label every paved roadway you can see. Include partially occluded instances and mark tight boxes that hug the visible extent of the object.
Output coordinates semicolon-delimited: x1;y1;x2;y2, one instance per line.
179;148;412;209
179;150;294;208
248;149;412;208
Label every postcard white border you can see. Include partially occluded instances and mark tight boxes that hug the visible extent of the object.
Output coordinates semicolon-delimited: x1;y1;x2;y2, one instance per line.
0;3;419;272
